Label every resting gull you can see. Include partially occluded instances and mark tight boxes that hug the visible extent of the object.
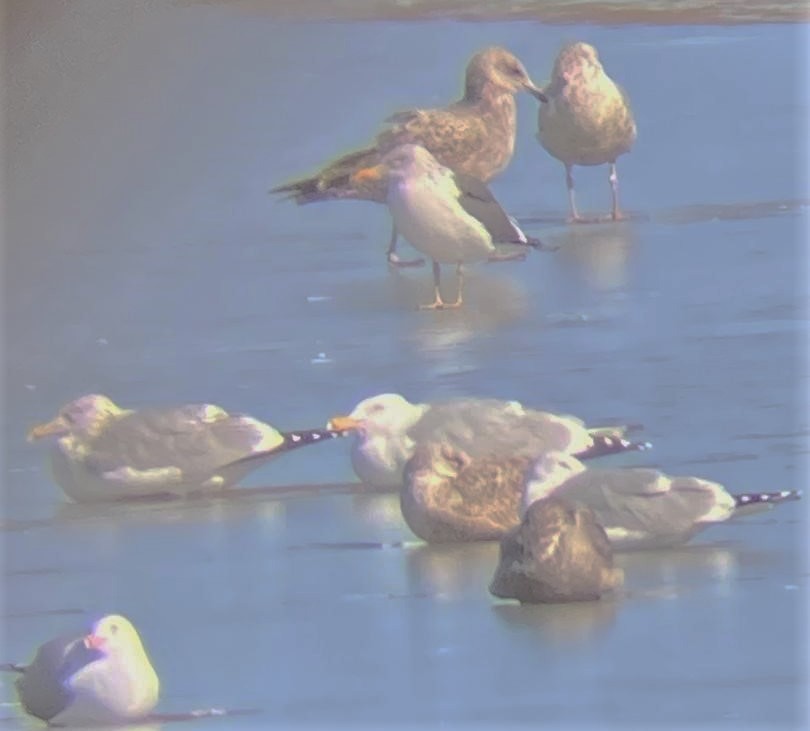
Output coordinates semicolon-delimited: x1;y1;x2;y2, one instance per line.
536;42;636;222
328;392;650;490
351;143;542;309
4;614;158;726
489;497;623;603
271;46;546;266
28;394;353;502
524;451;802;550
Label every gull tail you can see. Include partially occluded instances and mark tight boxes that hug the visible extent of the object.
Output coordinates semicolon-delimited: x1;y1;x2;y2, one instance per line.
575;434;652;460
732;489;802;517
269;146;383;204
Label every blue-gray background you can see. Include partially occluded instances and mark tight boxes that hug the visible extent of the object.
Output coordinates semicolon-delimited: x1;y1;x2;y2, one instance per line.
2;1;808;728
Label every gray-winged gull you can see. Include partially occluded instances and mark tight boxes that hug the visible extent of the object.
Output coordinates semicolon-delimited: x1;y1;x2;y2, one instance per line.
536;42;636;221
351;143;542;309
271;46;546;266
524;451;802;550
28;394;353;502
5;614;158;726
328;392;650;490
489;496;623;603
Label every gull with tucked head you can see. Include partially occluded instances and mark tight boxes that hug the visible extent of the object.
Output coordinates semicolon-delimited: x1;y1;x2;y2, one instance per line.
28;394;354;502
271;46;546;266
490;496;623;604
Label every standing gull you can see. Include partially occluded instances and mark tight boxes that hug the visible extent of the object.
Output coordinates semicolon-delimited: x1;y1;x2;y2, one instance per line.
271;46;546;266
5;615;158;726
523;451;802;550
351;144;542;309
28;394;353;502
536;42;636;222
328;392;650;490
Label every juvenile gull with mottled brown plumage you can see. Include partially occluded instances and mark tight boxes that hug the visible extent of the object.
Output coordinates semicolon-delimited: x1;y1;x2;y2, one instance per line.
28;394;352;502
271;46;546;266
489;497;623;604
537;42;636;222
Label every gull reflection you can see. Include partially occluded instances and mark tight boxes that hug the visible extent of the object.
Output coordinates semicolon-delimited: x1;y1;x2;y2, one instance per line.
553;222;637;292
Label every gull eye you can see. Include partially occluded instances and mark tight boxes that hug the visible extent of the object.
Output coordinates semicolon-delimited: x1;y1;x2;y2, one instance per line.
109;623;118;635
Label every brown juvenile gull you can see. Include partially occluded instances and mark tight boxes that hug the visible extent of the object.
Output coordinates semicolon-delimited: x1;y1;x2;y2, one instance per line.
4;615;158;726
351;144;542;309
328;392;650;490
271;46;546;266
489;497;623;604
523;451;802;550
27;394;353;502
401;444;531;542
536;42;636;222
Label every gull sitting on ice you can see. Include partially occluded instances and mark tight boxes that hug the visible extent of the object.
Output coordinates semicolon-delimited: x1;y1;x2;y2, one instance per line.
523;451;802;550
28;394;353;502
351;144;543;310
5;615;158;726
271;46;546;266
328;392;649;490
489;496;623;603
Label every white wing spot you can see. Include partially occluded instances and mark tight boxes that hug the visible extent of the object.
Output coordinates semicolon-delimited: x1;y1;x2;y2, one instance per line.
740;495;750;502
760;494;770;501
312;433;321;440
291;434;302;443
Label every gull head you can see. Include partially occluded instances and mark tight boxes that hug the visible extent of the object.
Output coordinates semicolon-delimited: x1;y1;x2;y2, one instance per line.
521;450;585;514
465;46;547;102
551;41;603;85
84;614;146;656
27;394;123;442
329;393;427;440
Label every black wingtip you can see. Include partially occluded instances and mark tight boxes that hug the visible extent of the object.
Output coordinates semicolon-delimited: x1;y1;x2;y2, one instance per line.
279;428;350;452
575;435;653;461
734;489;802;508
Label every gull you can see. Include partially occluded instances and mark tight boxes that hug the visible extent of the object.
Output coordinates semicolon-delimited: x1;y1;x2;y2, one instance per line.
28;394;353;502
536;42;636;222
271;46;546;266
4;615;159;726
328;392;650;490
489;496;623;603
524;451;802;550
351;144;542;309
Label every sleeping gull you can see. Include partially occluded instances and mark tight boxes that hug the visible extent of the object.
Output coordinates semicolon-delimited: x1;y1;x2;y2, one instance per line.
271;46;546;266
328;392;650;490
536;42;636;222
351;143;542;309
523;451;802;550
28;394;353;502
401;443;530;542
489;497;623;603
5;614;158;726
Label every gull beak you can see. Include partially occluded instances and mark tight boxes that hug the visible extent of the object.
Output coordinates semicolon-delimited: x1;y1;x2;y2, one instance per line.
524;80;548;103
84;633;106;651
27;416;68;442
327;415;362;433
350;164;387;188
